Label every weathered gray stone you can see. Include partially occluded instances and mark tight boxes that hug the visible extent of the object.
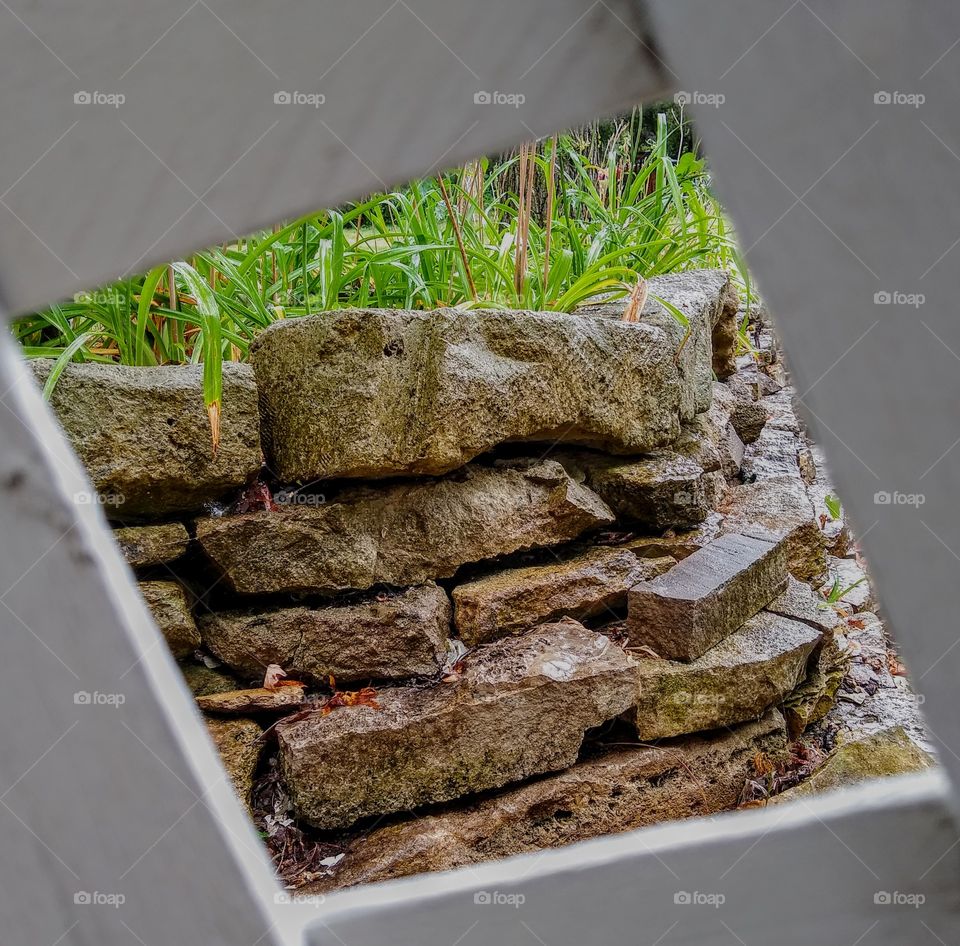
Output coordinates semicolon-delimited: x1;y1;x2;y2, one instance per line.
276;620;638;829
577;452;709;530
724;425;746;478
823;555;876;613
196;684;306;715
768;575;841;635
730;399;768;444
452;549;674;646
720;476;826;581
763;389;802;432
782;631;848;738
625;511;724;561
808;445;853;556
824;612;930;752
31;361;262;518
201;584;450;684
688;383;738;476
180;661;241;697
627;532;788;661
773;727;934;801
674;421;722;474
304;712;785;892
251;273;734;482
702;470;728;508
742;425;804;481
196;460;614;595
633;272;739;418
628;612;821;739
139;580;200;658
205;717;263;810
114;522;190;567
710;279;741;380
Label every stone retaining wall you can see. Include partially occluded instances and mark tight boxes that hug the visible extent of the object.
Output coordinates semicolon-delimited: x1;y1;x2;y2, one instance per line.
36;269;854;889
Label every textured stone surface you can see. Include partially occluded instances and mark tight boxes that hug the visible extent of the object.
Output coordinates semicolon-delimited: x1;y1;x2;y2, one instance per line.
774;727;934;801
628;532;788;661
452;549;674;646
114;522;190;567
180;661;241;697
720;476;826;581
767;575;842;634
201;584;450;684
31;361;262;518
782;632;848;738
251;272;734;482
276;620;638;829
823;555;876;613
196;684;306;715
569;451;709;530
625;512;724;561
205;717;263;810
710;280;741;380
628;612;821;739
304;712;785;892
742;425;804;481
196;460;614;595
139;580;200;658
811;612;930;753
731;398;768;444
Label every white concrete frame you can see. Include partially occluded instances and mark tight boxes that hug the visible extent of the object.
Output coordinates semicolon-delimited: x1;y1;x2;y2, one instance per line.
0;1;958;944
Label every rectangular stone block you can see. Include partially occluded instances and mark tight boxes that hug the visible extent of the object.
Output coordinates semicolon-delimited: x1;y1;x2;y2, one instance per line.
276;620;638;829
303;711;785;892
628;612;821;739
452;548;674;646
200;583;450;684
196;459;614;595
627;532;788;661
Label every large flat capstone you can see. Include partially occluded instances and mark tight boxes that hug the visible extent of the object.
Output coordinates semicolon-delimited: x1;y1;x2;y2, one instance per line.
303;711;785;892
627;532;788;661
200;583;450;684
250;272;735;482
31;361;262;518
275;620;638;829
452;548;674;646
196;460;614;594
628;612;821;739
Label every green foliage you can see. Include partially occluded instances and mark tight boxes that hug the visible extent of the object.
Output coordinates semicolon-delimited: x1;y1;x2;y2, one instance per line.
13;108;748;433
825;494;843;520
